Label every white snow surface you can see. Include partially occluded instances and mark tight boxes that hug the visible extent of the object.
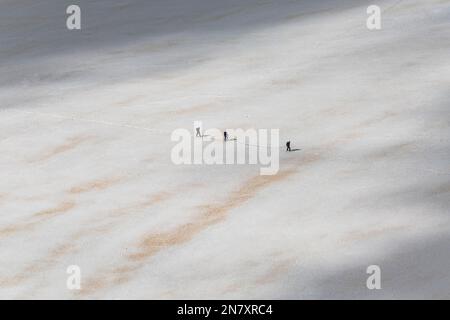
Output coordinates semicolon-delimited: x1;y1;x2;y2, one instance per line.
0;0;449;299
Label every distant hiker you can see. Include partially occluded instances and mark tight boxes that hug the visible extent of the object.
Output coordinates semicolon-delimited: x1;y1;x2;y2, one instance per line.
196;127;201;137
286;141;291;152
224;131;228;141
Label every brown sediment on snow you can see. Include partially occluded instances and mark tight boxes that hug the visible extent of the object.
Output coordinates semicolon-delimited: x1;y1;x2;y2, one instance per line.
78;167;304;296
49;191;172;259
4;190;174;291
0;222;35;239
1;231;90;288
222;250;295;295
78;153;324;296
129;169;296;261
33;201;75;218
222;258;294;295
0;242;77;288
0;218;88;288
77;265;135;298
109;191;172;218
253;258;294;285
0;270;29;287
0;200;76;239
0;200;79;286
339;225;410;244
31;135;92;162
69;176;123;194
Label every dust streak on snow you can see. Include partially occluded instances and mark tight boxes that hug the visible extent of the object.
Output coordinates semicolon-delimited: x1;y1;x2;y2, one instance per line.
79;167;299;296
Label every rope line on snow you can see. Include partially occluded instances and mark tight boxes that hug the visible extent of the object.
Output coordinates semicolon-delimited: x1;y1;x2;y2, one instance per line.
20;110;286;150
22;110;169;134
13;111;450;175
206;136;285;150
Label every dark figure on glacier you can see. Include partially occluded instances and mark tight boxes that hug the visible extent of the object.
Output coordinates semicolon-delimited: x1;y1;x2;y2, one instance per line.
196;127;201;137
286;141;291;152
224;131;228;141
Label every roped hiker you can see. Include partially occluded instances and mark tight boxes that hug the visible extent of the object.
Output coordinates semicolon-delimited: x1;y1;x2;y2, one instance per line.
286;141;291;152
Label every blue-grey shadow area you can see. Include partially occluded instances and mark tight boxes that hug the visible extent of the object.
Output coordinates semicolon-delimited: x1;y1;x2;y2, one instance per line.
281;232;450;299
0;0;368;92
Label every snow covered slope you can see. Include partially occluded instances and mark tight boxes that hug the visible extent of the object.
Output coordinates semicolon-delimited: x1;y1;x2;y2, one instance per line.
0;0;449;299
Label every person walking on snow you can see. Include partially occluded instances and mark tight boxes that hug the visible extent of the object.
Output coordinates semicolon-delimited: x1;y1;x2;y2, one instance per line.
224;131;228;141
196;127;201;137
286;141;291;152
